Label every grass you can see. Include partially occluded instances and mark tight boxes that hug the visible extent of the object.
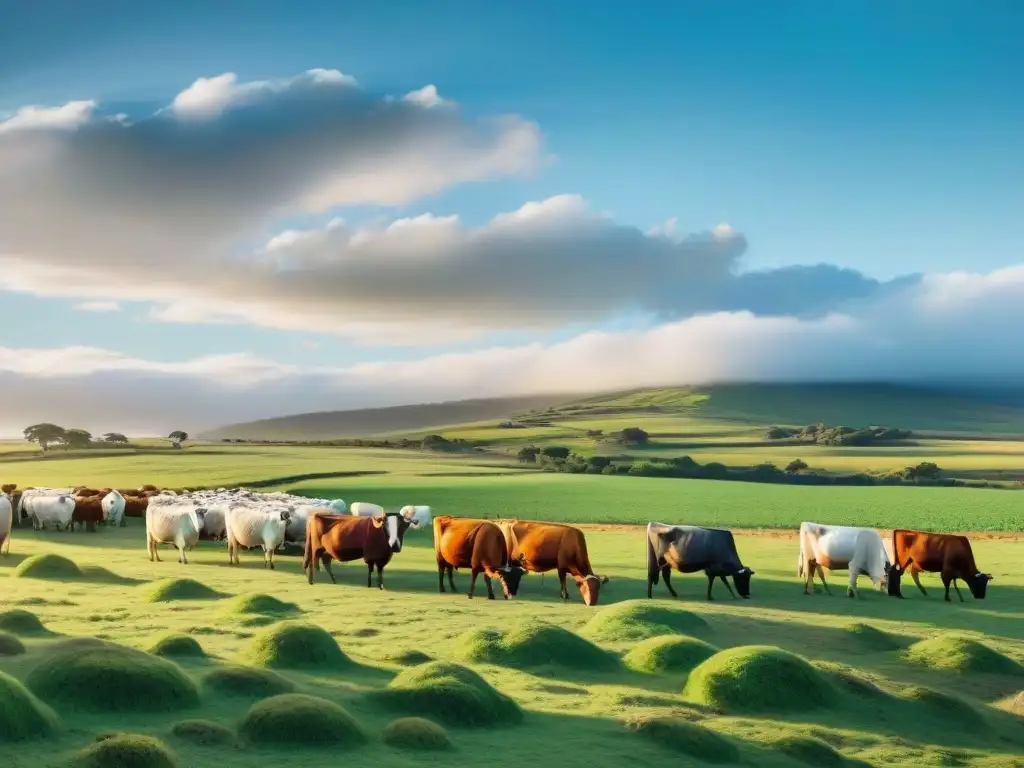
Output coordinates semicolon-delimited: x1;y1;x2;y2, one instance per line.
622;635;719;674
455;622;619;671
623;715;741;764
583;600;708;641
146;632;206;658
903;634;1024;676
0;609;49;636
202;665;295;699
143;578;225;603
381;717;453;751
238;693;367;747
170;719;235;747
0;632;26;656
0;670;61;741
13;553;84;579
68;734;178;768
242;621;351;670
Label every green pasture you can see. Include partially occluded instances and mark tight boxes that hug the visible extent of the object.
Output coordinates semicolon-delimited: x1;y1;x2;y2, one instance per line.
0;522;1021;767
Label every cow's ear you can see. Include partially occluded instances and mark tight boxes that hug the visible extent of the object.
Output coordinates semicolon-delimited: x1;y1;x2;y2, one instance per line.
371;515;385;528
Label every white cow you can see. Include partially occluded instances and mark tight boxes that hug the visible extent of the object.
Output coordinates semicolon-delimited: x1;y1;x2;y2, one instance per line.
146;504;206;564
23;495;76;531
101;490;127;528
327;498;347;514
225;505;291;569
350;502;385;518
399;505;432;528
16;487;74;520
199;505;228;540
0;493;12;555
798;522;891;598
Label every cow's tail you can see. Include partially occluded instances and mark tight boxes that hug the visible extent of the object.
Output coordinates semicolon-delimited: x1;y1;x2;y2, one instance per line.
302;513;317;578
646;524;660;585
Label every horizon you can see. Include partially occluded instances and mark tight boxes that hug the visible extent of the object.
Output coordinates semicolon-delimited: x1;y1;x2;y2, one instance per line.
2;1;1023;434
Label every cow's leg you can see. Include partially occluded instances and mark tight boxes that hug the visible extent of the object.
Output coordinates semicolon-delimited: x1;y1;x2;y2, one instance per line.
816;564;831;595
483;572;496;600
437;561;447;593
847;570;858;599
661;566;678;598
705;572;715;601
267;546;275;571
720;576;737;599
468;567;480;599
447;565;457;592
911;568;928;596
366;562;374;588
558;569;569;600
952;578;964;602
803;558;814;595
375;563;384;590
322;555;337;584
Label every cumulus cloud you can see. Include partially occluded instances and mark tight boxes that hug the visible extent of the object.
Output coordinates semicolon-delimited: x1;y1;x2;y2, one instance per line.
1;263;1022;435
74;300;120;312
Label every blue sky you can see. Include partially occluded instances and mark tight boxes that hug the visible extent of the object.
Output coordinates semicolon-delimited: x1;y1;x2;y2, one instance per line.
1;1;1023;432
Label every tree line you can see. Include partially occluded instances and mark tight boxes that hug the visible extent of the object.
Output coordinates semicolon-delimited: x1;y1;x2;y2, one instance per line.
765;422;912;446
22;424;189;452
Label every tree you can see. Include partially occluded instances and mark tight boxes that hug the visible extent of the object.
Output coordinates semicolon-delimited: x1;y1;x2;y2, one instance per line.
23;423;66;452
585;429;604;439
785;458;809;474
61;429;93;449
103;433;129;444
517;446;540;464
540;446;570;460
903;461;942;484
617;427;650;445
167;430;189;449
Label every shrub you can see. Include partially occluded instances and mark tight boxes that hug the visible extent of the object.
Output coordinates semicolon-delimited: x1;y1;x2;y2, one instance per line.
243;621;350;669
541;446;570;460
584;600;708;642
0;669;61;741
623;635;719;674
624;715;739;763
147;633;206;658
13;554;83;580
143;578;224;603
68;734;178;768
170;719;235;746
0;632;27;656
239;694;367;747
455;623;618;671
616;427;649;445
785;458;809;474
202;665;296;699
381;717;453;751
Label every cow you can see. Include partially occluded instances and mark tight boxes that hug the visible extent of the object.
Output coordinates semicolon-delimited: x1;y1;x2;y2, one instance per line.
349;502;385;517
890;529;993;602
400;505;432;528
123;495;150;518
303;511;417;589
224;505;291;569
70;497;109;532
0;493;12;555
145;504;206;564
101;491;127;527
797;522;891;598
433;516;524;600
646;523;754;601
23;495;76;531
496;520;607;606
198;505;228;541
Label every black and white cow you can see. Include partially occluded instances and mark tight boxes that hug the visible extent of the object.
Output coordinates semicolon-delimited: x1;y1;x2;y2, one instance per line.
646;522;755;600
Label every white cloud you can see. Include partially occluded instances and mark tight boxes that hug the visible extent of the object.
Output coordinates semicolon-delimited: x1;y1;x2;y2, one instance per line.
403;84;448;108
74;300;121;312
0;100;97;134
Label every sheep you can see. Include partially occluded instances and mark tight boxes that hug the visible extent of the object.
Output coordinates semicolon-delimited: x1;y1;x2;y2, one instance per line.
225;505;291;569
146;504;206;564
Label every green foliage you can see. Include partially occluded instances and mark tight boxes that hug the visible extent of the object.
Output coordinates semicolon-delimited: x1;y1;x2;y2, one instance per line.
767;422;913;446
0;609;48;636
786;458;809;474
146;632;206;658
242;621;350;669
13;553;84;580
623;715;740;763
616;427;650;445
541;445;570;459
517;445;540;463
584;600;708;642
239;693;368;747
143;578;224;603
23;422;66;451
103;432;129;444
167;430;189;448
26;642;199;712
0;632;26;656
202;665;295;699
0;669;62;741
170;719;235;746
622;635;719;674
455;623;619;671
903;634;1024;676
381;717;453;751
372;662;522;727
69;734;178;768
62;428;93;448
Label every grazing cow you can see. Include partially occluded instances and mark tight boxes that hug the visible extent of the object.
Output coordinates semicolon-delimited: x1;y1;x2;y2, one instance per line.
646;523;755;601
400;505;432;528
433;516;524;600
0;493;12;555
23;495;76;531
225;505;291;569
123;495;150;518
101;491;127;527
890;529;993;602
797;522;892;598
303;511;417;588
497;520;607;606
70;497;109;532
349;502;385;518
146;504;206;564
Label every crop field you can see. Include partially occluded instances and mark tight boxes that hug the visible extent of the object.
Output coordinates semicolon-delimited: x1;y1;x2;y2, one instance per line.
1;521;1022;768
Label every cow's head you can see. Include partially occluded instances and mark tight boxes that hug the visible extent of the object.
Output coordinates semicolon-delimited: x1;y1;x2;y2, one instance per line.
195;508;207;524
575;573;603;606
734;567;754;598
967;572;993;599
279;509;292;522
372;513;413;553
885;560;906;597
497;561;526;598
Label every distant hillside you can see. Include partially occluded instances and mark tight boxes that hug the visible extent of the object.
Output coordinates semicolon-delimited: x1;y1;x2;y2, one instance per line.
201;394;583;441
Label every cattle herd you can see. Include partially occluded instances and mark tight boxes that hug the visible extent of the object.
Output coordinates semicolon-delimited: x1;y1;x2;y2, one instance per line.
0;484;996;606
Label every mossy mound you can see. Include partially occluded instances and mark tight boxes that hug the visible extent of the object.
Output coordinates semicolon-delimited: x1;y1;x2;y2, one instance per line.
147;633;206;658
813;662;889;700
243;621;350;670
0;632;26;656
12;553;83;580
223;593;301;617
382;717;453;751
144;578;224;603
239;693;367;747
624;715;740;763
202;665;295;699
170;719;235;746
0;609;49;636
68;734;178;768
373;662;522;727
904;634;1024;676
772;735;847;767
26;642;199;712
381;649;432;666
899;686;986;729
843;623;902;652
455;622;618;671
583;600;708;642
683;646;834;714
0;670;61;741
623;635;719;674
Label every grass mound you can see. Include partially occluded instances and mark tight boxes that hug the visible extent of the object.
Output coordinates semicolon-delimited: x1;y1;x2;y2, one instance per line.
381;649;432;666
202;665;295;699
813;662;889;700
144;578;224;603
243;621;350;670
0;632;26;656
623;635;719;674
583;600;708;642
683;646;834;714
12;553;83;580
899;686;986;729
0;670;61;741
904;634;1024;676
0;609;48;636
147;632;206;658
171;719;235;746
223;593;301;617
381;717;453;751
373;662;522;727
455;622;618;671
843;623;902;652
26;642;199;712
239;693;367;747
68;734;178;768
624;715;740;763
772;735;846;767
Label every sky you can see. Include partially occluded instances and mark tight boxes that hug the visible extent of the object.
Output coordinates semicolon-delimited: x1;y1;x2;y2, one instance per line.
0;0;1022;436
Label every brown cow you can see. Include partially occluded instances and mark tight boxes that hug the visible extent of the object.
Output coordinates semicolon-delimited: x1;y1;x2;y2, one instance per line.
433;516;525;600
497;520;607;606
70;497;108;532
890;529;993;602
123;495;150;518
303;511;416;589
1;484;16;495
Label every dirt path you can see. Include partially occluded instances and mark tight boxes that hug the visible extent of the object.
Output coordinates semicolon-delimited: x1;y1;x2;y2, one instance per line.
573;523;1023;541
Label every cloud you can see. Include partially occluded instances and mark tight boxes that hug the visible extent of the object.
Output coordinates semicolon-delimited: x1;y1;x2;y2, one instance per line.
1;263;1022;435
74;300;120;312
0;100;97;134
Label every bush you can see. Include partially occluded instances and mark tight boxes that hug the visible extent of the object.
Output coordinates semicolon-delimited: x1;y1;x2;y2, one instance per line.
624;715;739;763
0;669;61;741
0;609;48;635
455;623;618;671
239;694;367;747
785;458;809;474
144;578;224;603
381;717;453;751
170;719;235;746
0;632;27;656
616;427;649;445
584;600;708;642
13;553;83;580
202;665;295;699
623;635;719;674
26;642;199;712
541;445;570;460
516;446;540;463
243;621;350;669
147;632;206;658
68;734;178;768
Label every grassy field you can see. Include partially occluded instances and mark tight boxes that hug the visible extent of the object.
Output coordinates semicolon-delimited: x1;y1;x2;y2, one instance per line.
1;522;1022;768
